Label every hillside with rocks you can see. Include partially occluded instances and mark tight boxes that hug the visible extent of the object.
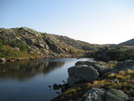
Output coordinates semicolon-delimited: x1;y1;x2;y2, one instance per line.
1;27;133;62
0;27;95;60
0;27;72;54
53;34;94;50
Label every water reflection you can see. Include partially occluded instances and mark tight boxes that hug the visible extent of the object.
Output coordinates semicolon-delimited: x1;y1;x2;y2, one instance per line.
0;58;94;101
0;60;65;80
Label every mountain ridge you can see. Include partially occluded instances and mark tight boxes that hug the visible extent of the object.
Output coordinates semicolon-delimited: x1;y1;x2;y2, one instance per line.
119;38;134;46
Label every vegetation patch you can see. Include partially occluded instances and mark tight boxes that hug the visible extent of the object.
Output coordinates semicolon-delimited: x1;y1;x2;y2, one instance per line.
52;70;134;101
107;49;134;61
52;83;93;101
0;36;42;58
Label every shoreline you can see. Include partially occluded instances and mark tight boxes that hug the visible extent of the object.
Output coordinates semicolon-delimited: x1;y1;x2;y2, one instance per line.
0;54;88;63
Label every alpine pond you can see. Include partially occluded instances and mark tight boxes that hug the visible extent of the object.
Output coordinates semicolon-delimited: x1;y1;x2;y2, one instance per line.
0;58;95;101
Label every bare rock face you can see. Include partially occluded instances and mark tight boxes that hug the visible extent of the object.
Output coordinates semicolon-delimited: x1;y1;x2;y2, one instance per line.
68;65;99;87
17;27;49;49
106;89;128;101
0;27;70;55
75;61;110;75
84;88;128;101
109;60;134;73
44;39;64;54
85;87;107;101
0;27;97;57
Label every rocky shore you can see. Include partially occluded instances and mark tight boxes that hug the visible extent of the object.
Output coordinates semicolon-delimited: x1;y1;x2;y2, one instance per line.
0;27;92;61
52;60;134;101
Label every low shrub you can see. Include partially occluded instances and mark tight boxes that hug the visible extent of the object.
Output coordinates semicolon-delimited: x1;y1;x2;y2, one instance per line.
107;49;134;61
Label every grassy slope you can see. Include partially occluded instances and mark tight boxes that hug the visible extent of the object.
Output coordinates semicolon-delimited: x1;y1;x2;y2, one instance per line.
0;45;42;59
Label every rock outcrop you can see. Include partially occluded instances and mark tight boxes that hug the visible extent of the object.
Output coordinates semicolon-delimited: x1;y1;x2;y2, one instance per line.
109;60;134;73
84;87;106;101
53;35;92;50
0;27;68;54
94;47;111;61
85;88;128;101
67;61;114;87
68;65;99;87
53;60;134;101
75;61;110;75
0;27;90;57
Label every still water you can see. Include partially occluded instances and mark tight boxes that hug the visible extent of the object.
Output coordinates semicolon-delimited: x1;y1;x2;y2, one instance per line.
0;58;95;101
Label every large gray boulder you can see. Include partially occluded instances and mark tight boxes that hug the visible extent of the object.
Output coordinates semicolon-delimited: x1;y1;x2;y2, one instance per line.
109;60;134;73
75;61;110;75
75;61;97;66
106;89;128;101
85;87;107;101
68;65;99;87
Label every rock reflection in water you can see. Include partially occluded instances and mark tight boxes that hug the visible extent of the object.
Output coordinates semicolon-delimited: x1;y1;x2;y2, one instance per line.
0;60;65;80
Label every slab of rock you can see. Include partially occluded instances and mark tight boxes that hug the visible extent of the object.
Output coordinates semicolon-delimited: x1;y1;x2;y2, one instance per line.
68;65;99;87
85;87;107;101
106;89;128;101
75;61;110;75
84;88;129;101
109;60;134;73
45;39;64;54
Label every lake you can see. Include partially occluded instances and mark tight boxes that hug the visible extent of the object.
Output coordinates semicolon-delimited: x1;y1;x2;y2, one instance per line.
0;58;95;101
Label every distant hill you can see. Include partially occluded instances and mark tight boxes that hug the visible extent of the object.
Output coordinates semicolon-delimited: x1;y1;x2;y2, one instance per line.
53;34;94;49
0;27;95;58
119;38;134;46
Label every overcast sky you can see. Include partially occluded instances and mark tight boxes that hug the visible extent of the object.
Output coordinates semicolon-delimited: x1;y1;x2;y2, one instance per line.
0;0;134;44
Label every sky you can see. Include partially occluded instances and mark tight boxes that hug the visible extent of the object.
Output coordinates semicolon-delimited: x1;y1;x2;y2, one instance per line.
0;0;134;44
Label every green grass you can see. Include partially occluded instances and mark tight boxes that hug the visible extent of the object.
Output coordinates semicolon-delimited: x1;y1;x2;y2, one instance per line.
0;45;42;59
107;49;134;61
